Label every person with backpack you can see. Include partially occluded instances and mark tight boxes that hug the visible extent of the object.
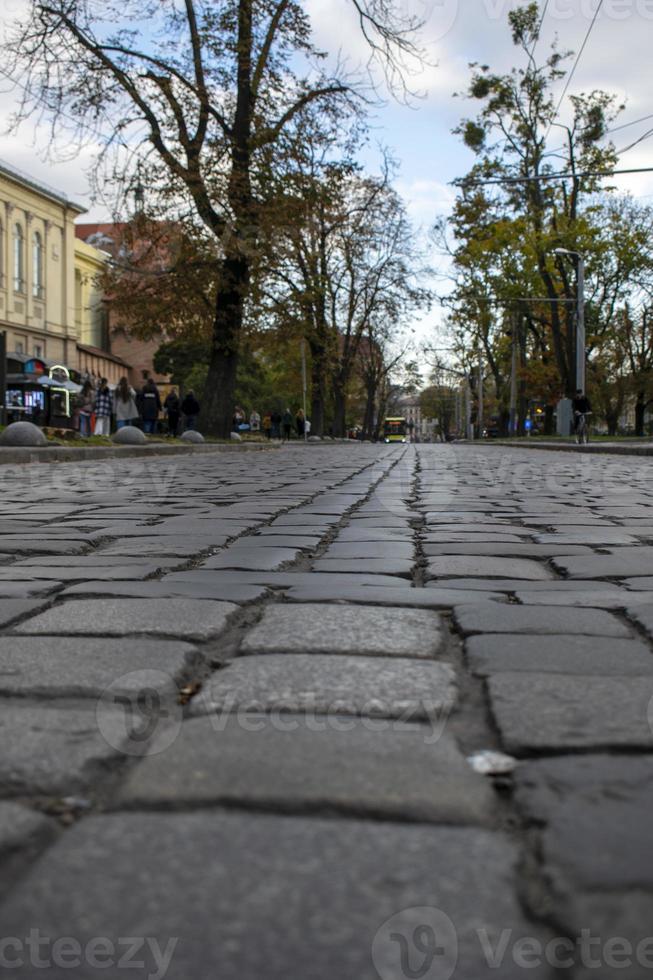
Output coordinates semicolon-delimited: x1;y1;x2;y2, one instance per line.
139;379;162;434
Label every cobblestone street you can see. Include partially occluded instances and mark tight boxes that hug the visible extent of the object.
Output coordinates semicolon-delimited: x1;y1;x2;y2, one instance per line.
0;442;652;979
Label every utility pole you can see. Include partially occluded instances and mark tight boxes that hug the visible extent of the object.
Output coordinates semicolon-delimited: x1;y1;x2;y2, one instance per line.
509;314;518;436
576;255;585;394
477;349;484;439
300;338;308;442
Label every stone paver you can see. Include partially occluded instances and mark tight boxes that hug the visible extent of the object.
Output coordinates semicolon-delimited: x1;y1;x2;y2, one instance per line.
0;636;200;697
0;701;134;793
0;812;555;979
514;756;653;976
488;672;653;752
240;603;443;658
14;598;237;640
194;653;457;722
454;603;631;636
466;634;653;675
120;714;493;823
3;441;653;977
428;556;554;579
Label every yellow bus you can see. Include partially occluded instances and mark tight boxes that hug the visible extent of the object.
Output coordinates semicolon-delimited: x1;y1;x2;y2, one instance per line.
383;417;407;443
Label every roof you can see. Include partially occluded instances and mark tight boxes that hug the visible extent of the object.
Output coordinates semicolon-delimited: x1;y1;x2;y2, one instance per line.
76;343;131;368
0;158;86;214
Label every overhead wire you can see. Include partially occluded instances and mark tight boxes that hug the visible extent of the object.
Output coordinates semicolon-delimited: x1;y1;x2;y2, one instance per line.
545;0;605;142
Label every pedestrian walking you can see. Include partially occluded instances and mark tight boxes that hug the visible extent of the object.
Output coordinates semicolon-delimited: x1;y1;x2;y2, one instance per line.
77;380;95;437
296;408;305;438
181;390;200;430
271;409;282;439
282;407;293;441
262;413;272;439
164;388;181;437
250;409;261;432
305;417;311;436
138;379;162;434
114;377;139;430
93;378;113;436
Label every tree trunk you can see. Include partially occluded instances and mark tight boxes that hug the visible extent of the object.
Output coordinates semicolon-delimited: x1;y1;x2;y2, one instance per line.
498;408;510;437
200;254;249;437
332;374;347;438
635;394;646;437
309;341;328;437
544;404;555;436
606;412;619;437
361;379;376;439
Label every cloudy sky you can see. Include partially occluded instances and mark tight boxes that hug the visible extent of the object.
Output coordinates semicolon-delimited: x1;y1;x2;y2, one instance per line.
1;0;651;343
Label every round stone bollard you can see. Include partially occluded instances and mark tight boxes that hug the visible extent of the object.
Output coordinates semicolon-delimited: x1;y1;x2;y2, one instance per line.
111;426;147;445
229;431;242;442
0;421;48;447
181;430;205;444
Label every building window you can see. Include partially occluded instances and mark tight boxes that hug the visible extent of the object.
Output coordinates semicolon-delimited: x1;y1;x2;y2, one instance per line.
13;224;25;293
15;340;24;355
32;232;44;299
33;344;42;357
0;221;3;287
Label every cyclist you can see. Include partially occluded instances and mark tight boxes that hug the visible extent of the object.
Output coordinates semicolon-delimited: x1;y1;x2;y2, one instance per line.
572;389;592;442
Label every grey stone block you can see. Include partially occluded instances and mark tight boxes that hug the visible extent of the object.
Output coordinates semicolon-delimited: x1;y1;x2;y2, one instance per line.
195;653;457;723
0;701;133;794
0;599;49;628
0;636;200;698
488;673;653;753
0;421;47;446
454;604;630;637
323;541;415;559
14;598;237;641
466;634;653;676
61;580;267;603
120;713;494;824
202;547;300;570
111;425;146;445
241;603;443;658
428;557;553;580
552;553;653;579
0;812;555;979
180;430;205;443
514;756;653;968
312;557;415;577
285;584;505;607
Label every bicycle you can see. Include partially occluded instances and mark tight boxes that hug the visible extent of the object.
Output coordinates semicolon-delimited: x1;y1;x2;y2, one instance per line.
574;411;591;445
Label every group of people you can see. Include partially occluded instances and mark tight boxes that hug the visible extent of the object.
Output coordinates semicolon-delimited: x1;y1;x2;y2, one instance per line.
74;376;201;437
260;408;310;440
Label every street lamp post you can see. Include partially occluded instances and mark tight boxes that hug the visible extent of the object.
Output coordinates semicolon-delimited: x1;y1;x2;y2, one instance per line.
554;248;585;394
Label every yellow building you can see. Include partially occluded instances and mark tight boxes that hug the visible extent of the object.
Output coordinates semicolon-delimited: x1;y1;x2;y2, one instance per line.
74;237;129;385
0;158;128;382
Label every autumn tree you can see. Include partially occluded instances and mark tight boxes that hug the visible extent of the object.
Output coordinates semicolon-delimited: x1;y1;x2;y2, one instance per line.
7;0;424;435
